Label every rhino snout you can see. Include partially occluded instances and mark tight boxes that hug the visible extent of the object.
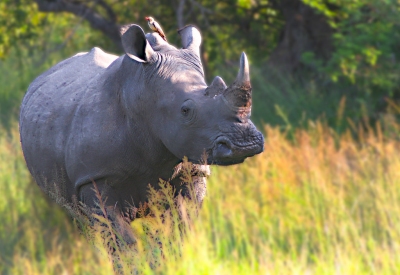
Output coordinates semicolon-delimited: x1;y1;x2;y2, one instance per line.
213;137;234;159
211;131;264;165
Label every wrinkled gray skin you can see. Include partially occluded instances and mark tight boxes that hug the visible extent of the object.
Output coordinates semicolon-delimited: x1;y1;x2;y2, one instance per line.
20;25;264;243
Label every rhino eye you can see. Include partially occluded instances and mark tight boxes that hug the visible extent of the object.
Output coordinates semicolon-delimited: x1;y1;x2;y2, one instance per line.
180;99;196;121
181;106;190;116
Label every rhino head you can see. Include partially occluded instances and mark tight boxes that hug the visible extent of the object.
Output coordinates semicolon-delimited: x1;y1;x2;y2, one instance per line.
121;24;264;165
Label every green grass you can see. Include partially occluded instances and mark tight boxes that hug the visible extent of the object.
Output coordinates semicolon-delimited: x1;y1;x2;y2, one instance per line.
0;126;114;274
2;117;400;274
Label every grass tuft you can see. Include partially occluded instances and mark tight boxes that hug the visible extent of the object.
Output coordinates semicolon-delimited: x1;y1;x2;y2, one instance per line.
1;117;400;274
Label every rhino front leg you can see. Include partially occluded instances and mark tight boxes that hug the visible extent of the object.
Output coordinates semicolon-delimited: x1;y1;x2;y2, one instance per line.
171;163;210;206
79;182;136;245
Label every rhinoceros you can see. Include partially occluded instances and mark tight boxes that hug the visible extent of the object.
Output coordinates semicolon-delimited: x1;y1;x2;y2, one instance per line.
19;24;264;243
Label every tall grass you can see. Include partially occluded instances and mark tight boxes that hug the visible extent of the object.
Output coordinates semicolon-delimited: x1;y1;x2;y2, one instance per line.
0;126;114;274
163;118;400;274
1;117;400;274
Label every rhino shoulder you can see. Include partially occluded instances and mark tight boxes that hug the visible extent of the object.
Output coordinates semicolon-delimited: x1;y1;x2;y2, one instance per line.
36;47;117;82
26;47;117;94
80;47;118;68
54;47;118;77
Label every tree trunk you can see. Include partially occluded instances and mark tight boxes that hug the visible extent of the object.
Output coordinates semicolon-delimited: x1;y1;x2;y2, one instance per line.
268;0;334;73
34;0;122;49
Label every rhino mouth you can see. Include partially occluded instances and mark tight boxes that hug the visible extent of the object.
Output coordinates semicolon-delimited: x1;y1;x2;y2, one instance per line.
208;135;264;166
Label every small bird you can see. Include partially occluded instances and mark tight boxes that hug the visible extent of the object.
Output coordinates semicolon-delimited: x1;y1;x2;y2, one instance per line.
145;16;167;42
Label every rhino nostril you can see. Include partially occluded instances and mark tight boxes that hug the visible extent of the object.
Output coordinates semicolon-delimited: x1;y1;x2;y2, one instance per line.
216;138;232;149
217;140;228;147
217;143;232;155
214;138;233;158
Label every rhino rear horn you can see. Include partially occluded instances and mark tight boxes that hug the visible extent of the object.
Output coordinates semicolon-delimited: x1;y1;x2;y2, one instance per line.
223;52;252;108
178;25;202;58
205;76;227;97
120;24;155;63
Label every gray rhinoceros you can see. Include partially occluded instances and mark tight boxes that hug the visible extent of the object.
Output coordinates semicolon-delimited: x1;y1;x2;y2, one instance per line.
19;24;264;242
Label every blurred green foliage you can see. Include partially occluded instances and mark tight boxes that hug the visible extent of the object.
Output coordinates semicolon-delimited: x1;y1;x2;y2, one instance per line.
0;2;104;126
0;0;400;129
0;0;44;58
303;0;400;96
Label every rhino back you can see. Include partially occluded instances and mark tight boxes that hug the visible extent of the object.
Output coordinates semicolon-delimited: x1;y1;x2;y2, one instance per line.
20;47;119;195
22;47;117;111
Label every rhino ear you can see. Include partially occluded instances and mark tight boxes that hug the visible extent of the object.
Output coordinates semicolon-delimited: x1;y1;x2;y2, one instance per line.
120;24;155;63
177;25;202;58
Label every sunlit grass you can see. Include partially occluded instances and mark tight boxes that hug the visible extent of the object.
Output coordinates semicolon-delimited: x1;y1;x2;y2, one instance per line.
161;119;400;274
0;126;113;275
1;118;400;274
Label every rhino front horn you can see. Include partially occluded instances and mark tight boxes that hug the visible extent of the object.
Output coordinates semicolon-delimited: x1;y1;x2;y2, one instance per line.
223;52;252;108
237;52;250;84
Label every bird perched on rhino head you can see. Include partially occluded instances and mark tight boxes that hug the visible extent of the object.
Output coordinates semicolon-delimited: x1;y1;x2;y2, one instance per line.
145;16;167;42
